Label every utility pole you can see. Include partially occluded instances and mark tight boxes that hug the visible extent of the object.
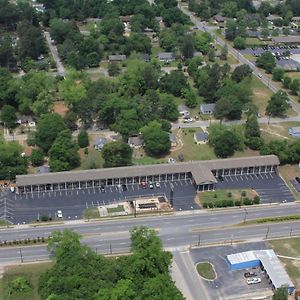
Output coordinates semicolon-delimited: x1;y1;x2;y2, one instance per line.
243;208;248;223
19;248;23;263
290;227;293;237
266;226;270;239
198;234;201;246
110;243;112;254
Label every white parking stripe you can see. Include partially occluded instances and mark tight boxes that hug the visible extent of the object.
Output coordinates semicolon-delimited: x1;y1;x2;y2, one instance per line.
270;173;273;178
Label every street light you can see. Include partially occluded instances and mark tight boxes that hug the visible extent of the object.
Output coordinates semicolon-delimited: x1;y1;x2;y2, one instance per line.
243;208;248;223
266;226;270;239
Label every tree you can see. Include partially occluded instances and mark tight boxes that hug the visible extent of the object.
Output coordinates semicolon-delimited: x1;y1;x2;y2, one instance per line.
233;36;246;49
102;141;132;168
231;64;252;82
108;62;121;77
225;19;237;41
141;121;171;157
1;104;16;129
261;27;270;39
86;52;100;67
266;90;290;117
282;76;292;89
220;44;228;60
35;113;66;153
272;287;288;300
63;111;78;131
181;35;194;59
159;70;188;97
290;79;300;95
272;68;285;81
182;88;197;108
245;114;260;139
159;93;179;121
49;130;80;172
208;48;215;62
256;51;276;73
77;131;89;148
30;149;44;167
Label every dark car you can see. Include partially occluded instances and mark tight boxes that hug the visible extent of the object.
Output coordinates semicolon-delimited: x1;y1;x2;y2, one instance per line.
100;186;105;193
244;272;257;278
218;176;224;181
122;184;128;191
178;154;184;162
296;177;300;183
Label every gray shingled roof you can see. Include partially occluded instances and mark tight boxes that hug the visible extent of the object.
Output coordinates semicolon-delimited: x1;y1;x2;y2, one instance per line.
273;36;300;44
16;155;279;187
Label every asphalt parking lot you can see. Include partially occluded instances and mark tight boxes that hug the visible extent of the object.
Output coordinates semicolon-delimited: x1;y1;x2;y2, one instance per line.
216;173;294;204
1;180;197;224
190;242;273;300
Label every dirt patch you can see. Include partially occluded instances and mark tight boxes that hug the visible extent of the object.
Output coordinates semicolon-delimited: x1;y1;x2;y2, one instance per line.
53;101;68;117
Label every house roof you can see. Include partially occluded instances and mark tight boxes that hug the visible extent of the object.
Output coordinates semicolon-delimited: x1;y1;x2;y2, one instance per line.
273;36;300;44
213;15;225;22
157;52;175;60
120;15;131;23
128;136;143;146
200;103;215;112
108;55;126;61
93;137;108;146
16;155;279;187
194;132;208;142
266;14;280;21
292;16;300;21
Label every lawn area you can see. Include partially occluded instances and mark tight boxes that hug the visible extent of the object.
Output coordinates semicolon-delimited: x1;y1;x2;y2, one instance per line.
0;262;53;300
260;122;299;143
78;147;104;170
200;189;256;204
107;205;125;214
83;207;100;219
133;156;166;165
243;53;255;61
250;77;273;115
246;37;266;47
286;72;300;80
171;128;216;161
269;237;300;288
196;262;216;280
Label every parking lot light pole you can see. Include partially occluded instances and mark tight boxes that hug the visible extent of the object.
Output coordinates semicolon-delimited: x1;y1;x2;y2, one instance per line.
290;227;293;237
266;226;270;239
198;234;201;246
19;248;23;263
243;208;248;223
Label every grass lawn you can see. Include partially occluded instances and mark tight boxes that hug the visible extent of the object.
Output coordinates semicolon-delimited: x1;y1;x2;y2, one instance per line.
83;207;100;219
0;262;53;300
196;262;216;280
133;156;166;165
250;76;273;115
107;205;125;214
260;122;299;143
200;189;256;204
78;147;104;170
269;237;300;288
171;128;216;161
286;72;300;80
246;37;266;47
243;53;255;60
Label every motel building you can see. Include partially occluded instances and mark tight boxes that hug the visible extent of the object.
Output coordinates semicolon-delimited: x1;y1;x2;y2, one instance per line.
15;155;279;194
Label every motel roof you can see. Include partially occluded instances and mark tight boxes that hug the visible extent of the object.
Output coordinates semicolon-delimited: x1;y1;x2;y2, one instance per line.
272;36;300;44
16;155;279;187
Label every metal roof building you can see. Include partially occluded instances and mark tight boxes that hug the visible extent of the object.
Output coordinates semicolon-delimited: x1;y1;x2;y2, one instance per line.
227;250;294;293
16;155;279;194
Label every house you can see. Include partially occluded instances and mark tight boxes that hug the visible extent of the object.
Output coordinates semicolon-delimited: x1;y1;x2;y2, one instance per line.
169;133;177;147
120;15;131;24
213;15;226;24
128;136;144;148
157;52;175;63
93;137;108;151
200;103;215;115
16;116;36;127
289;127;300;137
178;105;190;117
108;55;126;62
194;132;208;144
292;16;300;23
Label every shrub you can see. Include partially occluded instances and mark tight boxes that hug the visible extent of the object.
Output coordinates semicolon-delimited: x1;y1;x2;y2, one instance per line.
243;197;253;205
227;199;234;207
227;192;232;198
9;276;32;294
234;200;241;206
214;194;218;198
241;191;246;197
253;195;260;204
203;202;208;208
41;215;49;222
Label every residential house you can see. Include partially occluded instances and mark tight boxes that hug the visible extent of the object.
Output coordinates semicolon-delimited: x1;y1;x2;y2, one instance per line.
157;52;175;63
289;127;300;137
200;103;215;115
93;137;108;151
169;133;177;147
128;136;144;148
108;55;126;62
120;15;131;24
178;105;190;117
194;132;209;144
16;116;36;127
213;15;226;28
292;16;300;23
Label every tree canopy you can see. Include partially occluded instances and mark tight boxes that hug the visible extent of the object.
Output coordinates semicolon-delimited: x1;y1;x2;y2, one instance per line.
102;141;132;168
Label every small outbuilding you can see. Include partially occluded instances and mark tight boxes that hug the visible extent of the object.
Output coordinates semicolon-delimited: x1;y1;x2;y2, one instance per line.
157;52;175;62
200;103;215;115
128;136;144;148
108;55;126;62
194;132;208;144
289;127;300;137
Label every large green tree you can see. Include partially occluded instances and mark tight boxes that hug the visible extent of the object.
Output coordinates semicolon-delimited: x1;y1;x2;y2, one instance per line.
266;90;290;117
256;51;276;73
35;113;66;153
141;121;171;157
102;141;132;168
1;104;17;129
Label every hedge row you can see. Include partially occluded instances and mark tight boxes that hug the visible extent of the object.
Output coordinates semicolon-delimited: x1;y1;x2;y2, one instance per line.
256;215;300;224
0;236;49;247
203;196;260;208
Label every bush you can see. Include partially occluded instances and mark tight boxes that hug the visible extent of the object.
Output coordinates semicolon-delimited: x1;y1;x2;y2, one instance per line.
108;62;121;76
77;131;89;148
234;200;241;206
243;197;253;205
241;191;246;197
203;202;208;208
227;192;232;198
41;215;49;222
30;149;44;167
9;276;32;295
213;193;218;198
253;195;260;204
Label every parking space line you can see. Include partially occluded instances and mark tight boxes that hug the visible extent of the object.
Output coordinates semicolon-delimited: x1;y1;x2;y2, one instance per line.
269;173;273;178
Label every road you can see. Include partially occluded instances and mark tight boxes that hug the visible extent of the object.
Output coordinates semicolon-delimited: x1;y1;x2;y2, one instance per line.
43;31;66;77
1;203;300;264
178;4;300;117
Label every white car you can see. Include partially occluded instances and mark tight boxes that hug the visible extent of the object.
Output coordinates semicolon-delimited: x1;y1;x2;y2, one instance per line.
168;158;176;164
183;117;194;123
247;278;261;285
155;182;160;188
149;182;154;189
57;210;63;218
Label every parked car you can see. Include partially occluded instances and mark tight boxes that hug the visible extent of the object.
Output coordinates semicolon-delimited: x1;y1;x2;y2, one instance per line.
183;117;194;123
218;176;224;181
247;278;261;285
57;210;63;218
155;182;160;188
296;177;300;183
168;158;176;164
141;181;147;189
244;272;257;278
122;184;128;191
149;182;154;189
100;185;105;193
